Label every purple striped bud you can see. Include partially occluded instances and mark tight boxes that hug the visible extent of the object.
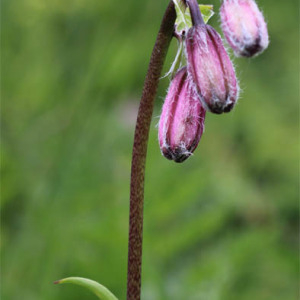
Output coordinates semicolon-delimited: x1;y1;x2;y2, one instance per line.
158;67;206;163
220;0;269;57
186;24;239;114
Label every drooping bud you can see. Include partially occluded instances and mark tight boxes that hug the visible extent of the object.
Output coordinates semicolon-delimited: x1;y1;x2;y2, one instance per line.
185;24;239;114
158;67;206;163
220;0;269;57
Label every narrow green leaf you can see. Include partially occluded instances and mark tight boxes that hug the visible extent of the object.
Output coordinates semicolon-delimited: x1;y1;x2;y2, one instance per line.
162;40;184;79
54;277;118;300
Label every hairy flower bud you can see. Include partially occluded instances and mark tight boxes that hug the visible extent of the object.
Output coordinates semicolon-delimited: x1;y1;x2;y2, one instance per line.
158;67;206;163
220;0;269;57
186;24;239;114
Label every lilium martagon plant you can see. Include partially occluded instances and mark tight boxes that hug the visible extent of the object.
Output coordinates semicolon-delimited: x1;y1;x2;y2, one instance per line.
54;0;269;299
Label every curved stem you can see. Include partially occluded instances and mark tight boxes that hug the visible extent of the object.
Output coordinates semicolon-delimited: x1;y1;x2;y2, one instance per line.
126;2;176;300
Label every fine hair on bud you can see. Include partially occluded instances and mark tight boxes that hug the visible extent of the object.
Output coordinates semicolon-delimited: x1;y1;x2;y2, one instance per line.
158;67;206;163
185;23;239;114
220;0;269;57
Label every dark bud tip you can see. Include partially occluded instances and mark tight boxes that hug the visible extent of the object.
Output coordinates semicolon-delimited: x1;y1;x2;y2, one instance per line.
161;146;174;161
224;102;235;113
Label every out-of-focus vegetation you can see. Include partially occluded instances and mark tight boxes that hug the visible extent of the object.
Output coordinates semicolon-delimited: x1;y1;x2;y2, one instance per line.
1;0;299;299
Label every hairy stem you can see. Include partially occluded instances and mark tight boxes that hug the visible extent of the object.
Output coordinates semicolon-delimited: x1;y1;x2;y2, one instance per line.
126;2;176;300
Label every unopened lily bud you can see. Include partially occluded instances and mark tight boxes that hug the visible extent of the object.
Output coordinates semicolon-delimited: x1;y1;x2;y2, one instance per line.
220;0;269;57
158;67;206;163
185;24;239;114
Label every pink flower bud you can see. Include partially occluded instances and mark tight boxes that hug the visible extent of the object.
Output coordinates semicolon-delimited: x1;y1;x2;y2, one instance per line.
185;24;239;114
158;67;206;163
220;0;269;57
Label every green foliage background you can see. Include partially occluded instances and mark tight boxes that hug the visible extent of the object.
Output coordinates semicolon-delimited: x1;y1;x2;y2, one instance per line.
2;0;299;299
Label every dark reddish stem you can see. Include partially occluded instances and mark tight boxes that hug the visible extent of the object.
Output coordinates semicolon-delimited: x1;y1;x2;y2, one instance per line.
126;1;176;300
186;0;204;26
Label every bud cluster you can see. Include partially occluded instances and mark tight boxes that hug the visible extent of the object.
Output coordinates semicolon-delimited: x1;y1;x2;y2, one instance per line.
158;0;269;162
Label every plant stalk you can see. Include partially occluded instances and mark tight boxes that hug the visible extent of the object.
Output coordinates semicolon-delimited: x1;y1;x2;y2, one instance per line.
186;0;204;26
126;2;176;300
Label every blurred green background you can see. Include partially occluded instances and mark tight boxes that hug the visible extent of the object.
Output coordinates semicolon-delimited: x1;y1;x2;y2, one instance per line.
2;0;299;299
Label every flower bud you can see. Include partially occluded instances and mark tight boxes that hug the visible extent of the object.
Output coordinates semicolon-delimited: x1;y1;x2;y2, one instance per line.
158;67;206;163
185;24;239;114
220;0;269;57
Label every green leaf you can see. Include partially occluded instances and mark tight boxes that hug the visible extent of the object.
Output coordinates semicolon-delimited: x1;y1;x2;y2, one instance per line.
174;0;214;35
54;277;119;300
199;5;215;24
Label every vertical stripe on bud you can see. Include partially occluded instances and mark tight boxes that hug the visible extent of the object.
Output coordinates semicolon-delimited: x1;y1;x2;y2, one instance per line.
158;67;206;163
220;0;269;57
186;24;239;114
